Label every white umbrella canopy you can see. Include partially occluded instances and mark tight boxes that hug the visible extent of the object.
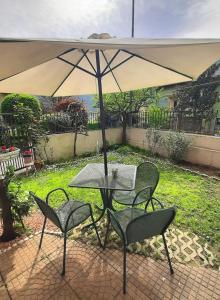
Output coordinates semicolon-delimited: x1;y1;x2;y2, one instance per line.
1;37;220;175
0;38;220;96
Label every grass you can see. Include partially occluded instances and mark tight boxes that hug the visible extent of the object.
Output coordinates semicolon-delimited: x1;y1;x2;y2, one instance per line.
14;146;220;253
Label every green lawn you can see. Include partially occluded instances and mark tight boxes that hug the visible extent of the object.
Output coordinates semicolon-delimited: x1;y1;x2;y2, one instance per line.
15;148;220;252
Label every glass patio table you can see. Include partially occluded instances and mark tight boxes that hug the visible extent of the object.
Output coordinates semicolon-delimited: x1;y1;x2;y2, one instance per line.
68;163;137;223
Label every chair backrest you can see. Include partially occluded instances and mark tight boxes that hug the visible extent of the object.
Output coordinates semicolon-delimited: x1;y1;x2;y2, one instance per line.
30;192;61;229
126;207;176;244
135;161;159;194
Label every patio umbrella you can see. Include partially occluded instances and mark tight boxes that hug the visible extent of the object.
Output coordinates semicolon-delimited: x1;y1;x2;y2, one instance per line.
0;37;220;175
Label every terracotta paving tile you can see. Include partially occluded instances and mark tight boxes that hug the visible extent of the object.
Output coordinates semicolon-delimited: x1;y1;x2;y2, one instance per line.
0;237;45;282
48;282;79;299
6;257;66;299
1;234;220;300
32;233;64;255
49;245;123;299
0;284;10;300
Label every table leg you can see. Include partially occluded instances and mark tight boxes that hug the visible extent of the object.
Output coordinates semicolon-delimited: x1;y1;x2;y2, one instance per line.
84;188;115;230
83;189;107;229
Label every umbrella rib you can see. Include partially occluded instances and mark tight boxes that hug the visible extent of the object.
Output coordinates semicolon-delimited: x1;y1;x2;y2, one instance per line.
121;49;194;80
57;56;96;77
101;50;121;75
51;50;89;97
101;50;123;93
81;49;97;74
102;55;134;77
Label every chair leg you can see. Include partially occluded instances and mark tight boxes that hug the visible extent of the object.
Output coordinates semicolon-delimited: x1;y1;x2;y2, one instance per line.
103;213;111;250
123;243;127;294
150;198;155;211
62;232;67;276
39;217;47;249
91;213;102;248
144;198;151;211
162;233;174;274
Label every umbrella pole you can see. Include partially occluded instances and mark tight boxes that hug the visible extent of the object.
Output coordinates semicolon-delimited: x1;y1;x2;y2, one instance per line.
95;50;108;176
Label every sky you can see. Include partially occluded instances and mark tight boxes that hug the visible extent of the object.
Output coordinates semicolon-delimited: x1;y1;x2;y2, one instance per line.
0;0;220;39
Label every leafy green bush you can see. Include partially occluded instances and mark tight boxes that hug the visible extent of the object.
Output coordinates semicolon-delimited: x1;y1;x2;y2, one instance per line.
147;104;170;129
116;145;133;155
10;103;46;148
145;128;162;156
9;181;34;229
1;93;42;122
164;131;191;162
108;144;121;151
42;113;73;133
88;123;100;130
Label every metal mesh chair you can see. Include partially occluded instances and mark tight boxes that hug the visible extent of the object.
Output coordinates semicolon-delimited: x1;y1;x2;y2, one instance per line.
113;161;159;207
30;188;102;275
104;198;176;294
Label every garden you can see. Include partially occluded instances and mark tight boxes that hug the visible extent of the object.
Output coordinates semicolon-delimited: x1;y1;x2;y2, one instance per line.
0;91;220;269
1;144;218;270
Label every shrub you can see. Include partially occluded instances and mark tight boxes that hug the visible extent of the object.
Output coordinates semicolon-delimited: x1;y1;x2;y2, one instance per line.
0;122;11;147
164;131;191;162
67;100;88;133
88;123;100;130
147;104;170;129
42;113;73;133
116;145;133;155
1;93;42;121
145;128;162;156
10;103;46;148
54;96;85;113
9;180;34;229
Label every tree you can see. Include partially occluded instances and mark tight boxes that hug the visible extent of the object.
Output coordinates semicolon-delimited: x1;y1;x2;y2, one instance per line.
11;103;47;150
1;93;42;121
54;96;79;112
175;63;220;116
0;167;17;242
66;99;88;158
95;88;162;144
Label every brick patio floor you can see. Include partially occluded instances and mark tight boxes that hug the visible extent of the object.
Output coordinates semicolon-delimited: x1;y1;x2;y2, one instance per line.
0;233;219;300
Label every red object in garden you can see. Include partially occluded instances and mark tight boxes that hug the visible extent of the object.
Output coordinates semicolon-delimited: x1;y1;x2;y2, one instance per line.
9;146;15;152
1;145;7;152
23;150;32;156
22;149;33;165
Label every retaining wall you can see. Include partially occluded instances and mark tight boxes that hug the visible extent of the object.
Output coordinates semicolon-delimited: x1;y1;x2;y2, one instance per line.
127;128;220;169
38;127;220;169
38;128;122;162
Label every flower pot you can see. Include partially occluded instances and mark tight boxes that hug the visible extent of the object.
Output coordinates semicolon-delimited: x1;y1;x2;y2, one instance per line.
0;148;20;162
23;155;33;165
34;160;44;170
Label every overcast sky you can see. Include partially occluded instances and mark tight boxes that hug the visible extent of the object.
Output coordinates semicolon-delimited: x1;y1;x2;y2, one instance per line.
0;0;220;39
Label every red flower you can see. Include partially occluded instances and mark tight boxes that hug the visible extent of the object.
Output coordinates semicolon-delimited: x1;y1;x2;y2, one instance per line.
1;145;7;152
9;146;15;152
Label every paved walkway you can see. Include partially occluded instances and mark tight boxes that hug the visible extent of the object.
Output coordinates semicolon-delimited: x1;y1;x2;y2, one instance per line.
0;233;219;299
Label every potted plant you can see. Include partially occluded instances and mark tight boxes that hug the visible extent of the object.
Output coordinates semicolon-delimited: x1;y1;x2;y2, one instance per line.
34;159;44;170
0;145;20;161
22;149;33;165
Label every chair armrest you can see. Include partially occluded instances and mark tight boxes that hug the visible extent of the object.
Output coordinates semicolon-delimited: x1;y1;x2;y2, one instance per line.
144;196;164;211
46;188;70;204
107;208;126;243
64;203;92;232
132;186;152;207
